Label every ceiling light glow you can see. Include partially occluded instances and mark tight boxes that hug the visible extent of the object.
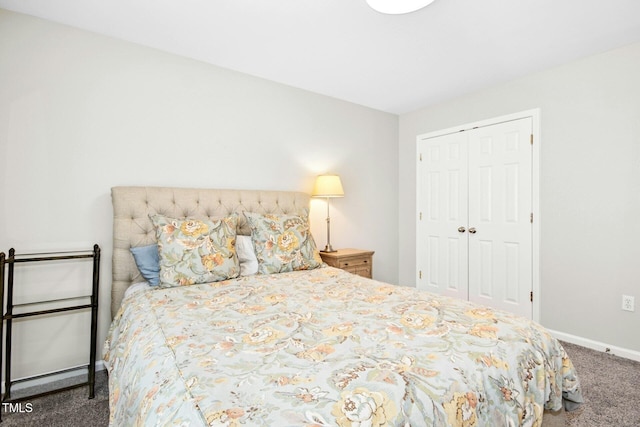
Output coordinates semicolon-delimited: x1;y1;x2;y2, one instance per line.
366;0;436;15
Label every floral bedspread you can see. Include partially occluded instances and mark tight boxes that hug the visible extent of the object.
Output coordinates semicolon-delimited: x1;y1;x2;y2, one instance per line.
104;267;582;426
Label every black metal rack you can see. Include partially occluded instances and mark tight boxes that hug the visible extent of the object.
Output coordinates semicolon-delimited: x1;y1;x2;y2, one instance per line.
0;245;100;419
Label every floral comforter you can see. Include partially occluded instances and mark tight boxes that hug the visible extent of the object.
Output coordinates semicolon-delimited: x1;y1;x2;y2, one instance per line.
104;267;582;426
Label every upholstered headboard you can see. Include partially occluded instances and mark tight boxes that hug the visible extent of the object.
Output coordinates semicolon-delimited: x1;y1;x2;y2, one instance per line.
111;186;311;317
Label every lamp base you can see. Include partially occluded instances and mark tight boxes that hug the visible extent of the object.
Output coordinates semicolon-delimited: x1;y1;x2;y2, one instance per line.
321;245;337;253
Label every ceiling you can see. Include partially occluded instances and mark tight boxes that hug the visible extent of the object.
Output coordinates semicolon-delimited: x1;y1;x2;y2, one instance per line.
2;0;640;114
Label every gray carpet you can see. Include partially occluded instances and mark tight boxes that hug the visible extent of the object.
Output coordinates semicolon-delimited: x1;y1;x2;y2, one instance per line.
0;371;109;426
1;342;638;426
562;341;640;426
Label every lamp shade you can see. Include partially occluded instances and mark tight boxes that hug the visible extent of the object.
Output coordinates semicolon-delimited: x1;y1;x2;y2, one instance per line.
312;175;344;198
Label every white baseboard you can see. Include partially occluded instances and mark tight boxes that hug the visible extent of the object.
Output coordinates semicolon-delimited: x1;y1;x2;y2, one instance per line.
548;329;640;362
1;360;106;394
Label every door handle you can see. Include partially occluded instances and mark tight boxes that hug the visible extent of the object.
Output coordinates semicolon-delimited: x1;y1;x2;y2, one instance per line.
458;226;466;233
468;227;477;234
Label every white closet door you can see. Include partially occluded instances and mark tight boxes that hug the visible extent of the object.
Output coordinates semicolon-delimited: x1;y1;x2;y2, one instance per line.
416;132;468;300
417;116;534;319
467;118;532;317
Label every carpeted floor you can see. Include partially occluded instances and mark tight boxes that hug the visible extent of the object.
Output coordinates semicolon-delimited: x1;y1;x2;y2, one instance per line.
1;341;638;426
0;371;109;426
562;341;640;426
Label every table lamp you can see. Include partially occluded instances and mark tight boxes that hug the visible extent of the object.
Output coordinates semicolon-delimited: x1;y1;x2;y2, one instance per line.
312;175;344;253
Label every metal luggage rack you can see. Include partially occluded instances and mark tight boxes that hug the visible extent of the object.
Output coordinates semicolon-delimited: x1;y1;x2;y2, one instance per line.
0;245;100;420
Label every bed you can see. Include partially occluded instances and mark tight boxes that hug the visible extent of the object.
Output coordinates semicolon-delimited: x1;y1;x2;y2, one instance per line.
104;186;582;426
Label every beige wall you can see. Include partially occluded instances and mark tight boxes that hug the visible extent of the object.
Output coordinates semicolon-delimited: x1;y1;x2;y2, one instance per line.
0;9;399;379
399;42;640;355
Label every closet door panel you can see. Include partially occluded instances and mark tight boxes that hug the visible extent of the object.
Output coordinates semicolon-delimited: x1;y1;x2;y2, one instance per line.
417;132;468;299
468;118;532;317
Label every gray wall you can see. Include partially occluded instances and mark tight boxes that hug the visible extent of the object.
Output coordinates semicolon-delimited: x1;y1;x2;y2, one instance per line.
399;42;640;355
0;9;399;378
3;6;639;381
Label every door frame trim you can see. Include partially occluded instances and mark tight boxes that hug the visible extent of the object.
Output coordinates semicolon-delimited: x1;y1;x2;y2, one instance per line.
416;109;540;322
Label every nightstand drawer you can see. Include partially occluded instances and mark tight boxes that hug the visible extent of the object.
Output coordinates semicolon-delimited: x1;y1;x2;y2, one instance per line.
319;248;375;279
344;264;371;278
338;257;370;269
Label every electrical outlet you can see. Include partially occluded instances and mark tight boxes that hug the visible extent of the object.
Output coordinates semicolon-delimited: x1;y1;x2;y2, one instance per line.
622;295;635;312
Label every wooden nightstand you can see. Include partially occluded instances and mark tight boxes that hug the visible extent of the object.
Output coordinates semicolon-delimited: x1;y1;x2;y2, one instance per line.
320;248;375;279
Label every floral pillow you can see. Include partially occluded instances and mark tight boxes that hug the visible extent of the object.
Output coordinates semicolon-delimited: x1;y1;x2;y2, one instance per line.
243;211;323;274
150;214;240;287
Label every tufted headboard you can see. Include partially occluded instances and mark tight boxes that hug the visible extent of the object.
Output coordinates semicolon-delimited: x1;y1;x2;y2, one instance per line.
111;186;311;317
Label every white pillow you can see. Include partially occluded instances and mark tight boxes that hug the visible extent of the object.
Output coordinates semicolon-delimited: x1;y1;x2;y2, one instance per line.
236;235;258;276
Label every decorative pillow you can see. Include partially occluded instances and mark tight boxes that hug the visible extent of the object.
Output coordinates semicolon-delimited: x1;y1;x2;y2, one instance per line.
150;214;240;287
236;235;259;276
130;244;160;286
243;211;323;274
